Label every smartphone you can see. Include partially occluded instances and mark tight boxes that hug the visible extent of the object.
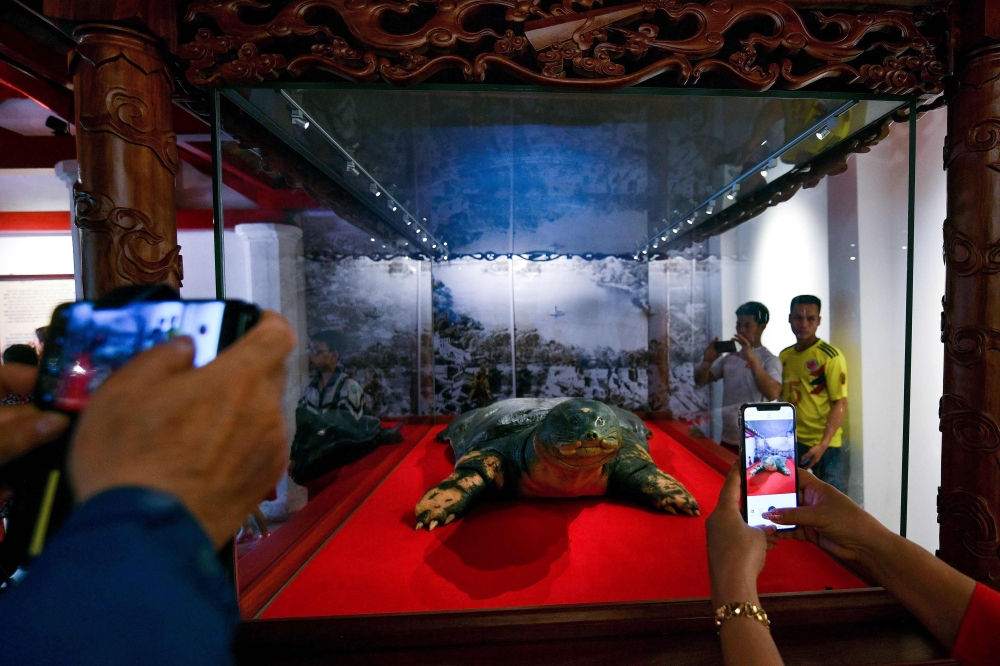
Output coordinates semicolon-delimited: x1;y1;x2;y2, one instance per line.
740;402;798;530
0;298;259;579
714;340;737;354
35;299;260;412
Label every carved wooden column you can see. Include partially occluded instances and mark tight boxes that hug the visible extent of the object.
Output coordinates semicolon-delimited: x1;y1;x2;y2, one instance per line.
940;6;1000;587
70;25;182;298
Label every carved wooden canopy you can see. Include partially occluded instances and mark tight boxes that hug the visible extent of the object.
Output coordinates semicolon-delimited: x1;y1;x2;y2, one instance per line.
176;0;947;94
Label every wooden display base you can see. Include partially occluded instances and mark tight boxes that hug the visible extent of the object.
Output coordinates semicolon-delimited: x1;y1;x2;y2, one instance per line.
235;589;953;665
233;418;954;665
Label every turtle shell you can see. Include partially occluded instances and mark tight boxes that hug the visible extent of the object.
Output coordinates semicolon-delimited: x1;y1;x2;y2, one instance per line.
438;398;653;461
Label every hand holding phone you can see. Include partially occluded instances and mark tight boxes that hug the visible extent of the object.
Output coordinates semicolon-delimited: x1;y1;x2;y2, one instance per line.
740;402;798;530
0;293;266;573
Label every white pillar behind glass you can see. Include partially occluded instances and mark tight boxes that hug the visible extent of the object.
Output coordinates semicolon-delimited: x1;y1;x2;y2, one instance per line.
234;222;309;518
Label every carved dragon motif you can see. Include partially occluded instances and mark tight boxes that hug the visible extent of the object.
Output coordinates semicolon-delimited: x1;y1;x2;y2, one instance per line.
74;189;184;286
940;394;1000;465
939;487;1000;561
176;0;946;93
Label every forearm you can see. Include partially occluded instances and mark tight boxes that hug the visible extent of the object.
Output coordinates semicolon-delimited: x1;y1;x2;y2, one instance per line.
712;578;784;666
694;361;714;387
818;399;847;447
858;527;976;649
747;356;781;401
0;487;239;666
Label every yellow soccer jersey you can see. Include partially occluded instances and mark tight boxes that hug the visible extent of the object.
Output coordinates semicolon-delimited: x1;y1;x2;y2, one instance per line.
779;339;848;448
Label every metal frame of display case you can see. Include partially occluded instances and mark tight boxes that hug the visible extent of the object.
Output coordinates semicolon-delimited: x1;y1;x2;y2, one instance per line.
207;80;938;663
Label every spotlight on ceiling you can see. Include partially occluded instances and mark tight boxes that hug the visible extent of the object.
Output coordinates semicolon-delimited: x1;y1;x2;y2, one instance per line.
290;109;310;130
760;158;777;178
346;160;359;175
706;199;716;215
815;124;831;140
726;183;740;201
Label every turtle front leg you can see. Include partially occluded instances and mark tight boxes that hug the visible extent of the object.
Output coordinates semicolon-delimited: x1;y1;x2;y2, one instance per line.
415;451;506;531
608;443;699;517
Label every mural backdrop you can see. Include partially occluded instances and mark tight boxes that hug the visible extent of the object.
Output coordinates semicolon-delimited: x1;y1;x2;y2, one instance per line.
302;252;721;417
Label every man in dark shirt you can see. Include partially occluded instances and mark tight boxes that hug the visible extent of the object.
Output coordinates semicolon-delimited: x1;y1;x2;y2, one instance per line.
290;332;401;484
0;311;296;666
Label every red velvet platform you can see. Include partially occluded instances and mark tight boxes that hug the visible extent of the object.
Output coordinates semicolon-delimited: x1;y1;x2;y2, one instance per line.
260;423;864;619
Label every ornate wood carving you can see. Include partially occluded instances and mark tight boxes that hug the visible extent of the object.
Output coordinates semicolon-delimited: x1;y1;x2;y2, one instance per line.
940;41;1000;588
937;488;1000;564
176;0;947;93
71;25;183;297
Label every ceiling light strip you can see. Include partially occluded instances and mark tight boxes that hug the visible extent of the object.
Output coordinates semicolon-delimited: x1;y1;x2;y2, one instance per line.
636;99;858;257
278;91;446;257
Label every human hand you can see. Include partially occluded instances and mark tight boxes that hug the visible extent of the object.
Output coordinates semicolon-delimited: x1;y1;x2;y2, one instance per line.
800;443;827;469
0;364;70;467
70;311;296;549
706;464;776;606
703;337;721;364
763;471;884;566
734;334;756;361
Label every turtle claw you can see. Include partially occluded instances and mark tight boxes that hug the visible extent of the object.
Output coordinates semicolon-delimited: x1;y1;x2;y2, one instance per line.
663;504;677;515
445;514;456;525
415;522;424;531
429;520;439;531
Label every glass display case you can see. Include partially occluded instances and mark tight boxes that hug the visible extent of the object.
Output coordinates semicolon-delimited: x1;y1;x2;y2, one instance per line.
207;85;917;631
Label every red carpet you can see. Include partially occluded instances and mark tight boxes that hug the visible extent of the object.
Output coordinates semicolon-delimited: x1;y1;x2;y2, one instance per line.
747;457;797;496
261;423;864;619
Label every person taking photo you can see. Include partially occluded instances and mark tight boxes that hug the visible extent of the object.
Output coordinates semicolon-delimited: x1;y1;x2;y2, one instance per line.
695;301;783;454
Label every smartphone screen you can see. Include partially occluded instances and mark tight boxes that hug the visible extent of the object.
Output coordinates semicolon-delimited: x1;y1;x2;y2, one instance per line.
37;300;227;412
742;403;797;529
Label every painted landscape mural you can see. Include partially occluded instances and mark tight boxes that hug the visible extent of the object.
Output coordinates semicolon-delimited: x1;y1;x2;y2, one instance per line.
301;252;721;418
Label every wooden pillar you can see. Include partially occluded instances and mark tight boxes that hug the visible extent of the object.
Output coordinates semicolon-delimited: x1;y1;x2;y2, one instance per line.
69;24;182;298
940;5;1000;587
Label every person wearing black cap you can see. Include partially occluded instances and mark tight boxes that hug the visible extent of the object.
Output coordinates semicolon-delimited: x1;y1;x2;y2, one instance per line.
695;302;783;453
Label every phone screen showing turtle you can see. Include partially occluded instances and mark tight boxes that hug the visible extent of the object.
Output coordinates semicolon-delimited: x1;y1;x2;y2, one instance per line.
37;300;226;412
742;403;797;530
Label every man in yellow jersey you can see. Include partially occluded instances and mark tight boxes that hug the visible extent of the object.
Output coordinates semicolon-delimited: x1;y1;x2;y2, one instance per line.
779;295;849;492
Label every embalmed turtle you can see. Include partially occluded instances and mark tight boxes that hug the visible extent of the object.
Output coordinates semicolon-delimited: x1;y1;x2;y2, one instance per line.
749;454;792;477
414;397;699;530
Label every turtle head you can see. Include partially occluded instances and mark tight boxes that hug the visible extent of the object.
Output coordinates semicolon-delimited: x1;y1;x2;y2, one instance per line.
533;399;622;469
